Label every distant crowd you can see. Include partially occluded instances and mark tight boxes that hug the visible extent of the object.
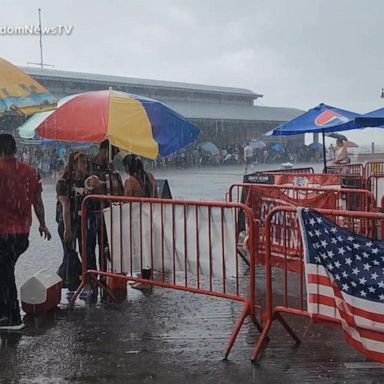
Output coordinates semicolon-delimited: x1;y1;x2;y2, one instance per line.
15;140;327;177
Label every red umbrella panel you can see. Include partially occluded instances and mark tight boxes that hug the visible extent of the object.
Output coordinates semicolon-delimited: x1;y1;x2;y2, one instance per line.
345;141;358;148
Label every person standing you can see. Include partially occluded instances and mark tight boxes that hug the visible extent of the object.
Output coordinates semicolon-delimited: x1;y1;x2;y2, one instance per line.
243;142;254;173
56;152;89;293
87;140;123;274
0;134;51;330
327;144;334;163
123;154;158;198
123;154;158;290
333;139;349;165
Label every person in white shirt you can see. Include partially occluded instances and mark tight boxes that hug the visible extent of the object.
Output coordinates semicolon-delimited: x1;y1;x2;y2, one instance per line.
244;143;254;173
333;139;349;165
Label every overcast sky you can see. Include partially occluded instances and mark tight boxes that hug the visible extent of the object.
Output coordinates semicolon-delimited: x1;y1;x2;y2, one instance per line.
1;0;383;114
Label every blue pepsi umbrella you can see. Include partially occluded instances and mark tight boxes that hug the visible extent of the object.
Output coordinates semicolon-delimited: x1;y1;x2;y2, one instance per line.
265;103;360;136
355;107;384;127
265;103;362;171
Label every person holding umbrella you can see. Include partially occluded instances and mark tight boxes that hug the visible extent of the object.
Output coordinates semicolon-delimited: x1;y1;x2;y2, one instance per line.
332;139;349;165
86;140;123;291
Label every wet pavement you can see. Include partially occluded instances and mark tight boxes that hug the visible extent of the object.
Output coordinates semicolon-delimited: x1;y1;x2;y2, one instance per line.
2;163;384;383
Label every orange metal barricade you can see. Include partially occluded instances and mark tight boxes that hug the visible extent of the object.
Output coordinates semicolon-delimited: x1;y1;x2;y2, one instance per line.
69;195;262;359
367;174;384;211
227;183;376;211
242;172;364;190
264;167;315;174
252;206;384;360
325;162;384;190
365;161;384;179
227;183;377;272
324;163;364;176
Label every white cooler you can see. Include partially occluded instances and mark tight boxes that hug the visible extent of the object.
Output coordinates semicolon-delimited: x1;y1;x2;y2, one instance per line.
20;269;62;315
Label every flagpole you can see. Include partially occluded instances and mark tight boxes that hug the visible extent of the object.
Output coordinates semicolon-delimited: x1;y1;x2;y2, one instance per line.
322;130;327;173
108;86;113;163
38;8;43;68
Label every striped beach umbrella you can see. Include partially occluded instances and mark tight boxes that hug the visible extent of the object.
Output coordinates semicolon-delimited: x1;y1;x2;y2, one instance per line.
34;89;200;159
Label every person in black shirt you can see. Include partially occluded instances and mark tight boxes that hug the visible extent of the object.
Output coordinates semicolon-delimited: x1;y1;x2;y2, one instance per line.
56;152;90;292
86;141;123;290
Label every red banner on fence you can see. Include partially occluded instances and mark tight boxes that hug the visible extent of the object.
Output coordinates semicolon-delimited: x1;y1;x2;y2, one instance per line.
271;173;342;187
245;186;337;271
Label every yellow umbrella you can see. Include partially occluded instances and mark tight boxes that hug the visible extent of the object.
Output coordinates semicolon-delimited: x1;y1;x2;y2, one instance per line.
0;57;56;116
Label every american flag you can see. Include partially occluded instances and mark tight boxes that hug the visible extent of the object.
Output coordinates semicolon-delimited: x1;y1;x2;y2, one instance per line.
298;208;384;363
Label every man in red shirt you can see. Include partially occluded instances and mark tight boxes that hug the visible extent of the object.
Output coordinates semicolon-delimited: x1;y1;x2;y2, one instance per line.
0;134;51;330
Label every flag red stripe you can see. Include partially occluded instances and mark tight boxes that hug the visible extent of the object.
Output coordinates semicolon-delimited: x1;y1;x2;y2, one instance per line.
348;304;384;324
308;293;336;308
345;332;384;363
336;307;384;342
337;296;384;325
307;274;331;286
308;272;384;323
355;327;384;343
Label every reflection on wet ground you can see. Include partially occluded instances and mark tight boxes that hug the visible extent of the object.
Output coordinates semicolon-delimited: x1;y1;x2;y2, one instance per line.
2;286;384;384
2;164;384;383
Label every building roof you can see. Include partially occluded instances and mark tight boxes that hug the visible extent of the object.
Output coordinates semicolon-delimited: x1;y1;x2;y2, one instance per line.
19;66;302;123
165;101;303;122
21;66;262;98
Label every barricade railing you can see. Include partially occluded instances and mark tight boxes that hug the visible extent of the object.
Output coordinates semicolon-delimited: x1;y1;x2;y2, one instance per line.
241;172;364;191
227;183;376;209
324;161;384;189
367;173;384;211
324;163;364;177
69;195;262;359
263;167;315;174
365;161;384;179
252;206;384;360
227;183;377;272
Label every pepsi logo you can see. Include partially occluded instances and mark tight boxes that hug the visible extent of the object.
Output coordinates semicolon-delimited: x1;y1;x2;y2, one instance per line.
315;110;349;127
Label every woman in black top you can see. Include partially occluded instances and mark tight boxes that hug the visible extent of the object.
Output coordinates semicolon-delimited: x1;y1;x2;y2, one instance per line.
56;152;89;291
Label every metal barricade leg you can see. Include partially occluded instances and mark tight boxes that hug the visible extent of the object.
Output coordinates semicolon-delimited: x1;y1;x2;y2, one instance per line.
251;319;272;361
274;311;301;345
223;301;250;360
68;278;86;308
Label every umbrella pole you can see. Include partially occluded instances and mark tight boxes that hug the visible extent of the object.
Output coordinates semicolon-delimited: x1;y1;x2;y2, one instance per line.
322;130;327;173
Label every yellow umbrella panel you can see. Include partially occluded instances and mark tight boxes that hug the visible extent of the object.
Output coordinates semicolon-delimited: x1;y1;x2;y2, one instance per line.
0;58;57;116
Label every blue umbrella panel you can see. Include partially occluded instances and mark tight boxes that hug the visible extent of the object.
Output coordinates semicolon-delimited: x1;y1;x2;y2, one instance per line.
266;103;361;136
355;107;384;128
